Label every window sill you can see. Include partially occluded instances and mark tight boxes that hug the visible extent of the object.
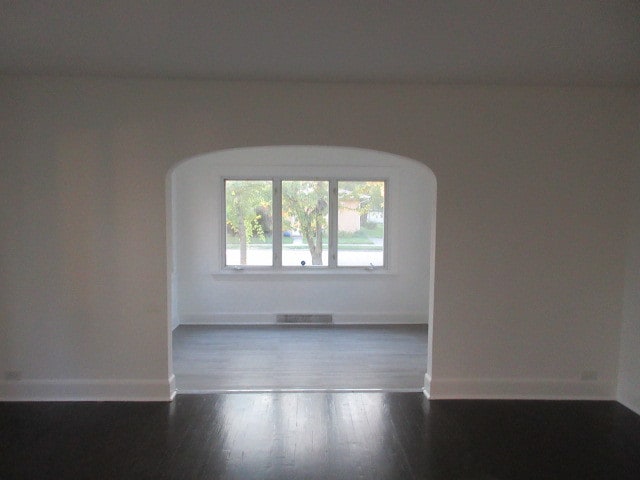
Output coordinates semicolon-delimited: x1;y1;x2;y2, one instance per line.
211;267;394;280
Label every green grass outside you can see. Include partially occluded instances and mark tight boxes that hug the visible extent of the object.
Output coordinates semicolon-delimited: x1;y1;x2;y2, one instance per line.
227;223;383;250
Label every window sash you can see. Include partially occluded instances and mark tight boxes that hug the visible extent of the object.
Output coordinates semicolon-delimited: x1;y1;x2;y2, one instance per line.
223;178;386;270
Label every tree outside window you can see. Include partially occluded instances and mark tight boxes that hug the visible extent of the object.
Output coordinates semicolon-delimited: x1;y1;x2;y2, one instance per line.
224;179;385;268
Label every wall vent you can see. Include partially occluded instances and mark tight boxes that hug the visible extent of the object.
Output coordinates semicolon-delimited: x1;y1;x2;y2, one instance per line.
276;314;333;324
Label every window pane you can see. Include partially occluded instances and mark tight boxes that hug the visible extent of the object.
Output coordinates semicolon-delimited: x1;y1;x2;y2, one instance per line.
225;180;273;266
282;180;329;266
337;181;385;267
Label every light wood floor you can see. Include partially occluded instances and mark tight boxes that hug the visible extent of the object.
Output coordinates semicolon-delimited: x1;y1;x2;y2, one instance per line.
172;324;429;392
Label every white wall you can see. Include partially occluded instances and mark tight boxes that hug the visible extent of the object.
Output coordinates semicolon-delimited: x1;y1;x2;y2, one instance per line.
172;147;434;326
617;119;640;415
0;75;637;401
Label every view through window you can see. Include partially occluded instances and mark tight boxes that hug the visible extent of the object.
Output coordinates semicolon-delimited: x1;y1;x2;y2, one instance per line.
225;179;385;269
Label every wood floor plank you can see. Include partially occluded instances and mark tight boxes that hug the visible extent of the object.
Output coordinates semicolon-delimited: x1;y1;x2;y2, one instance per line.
172;324;429;391
2;393;640;479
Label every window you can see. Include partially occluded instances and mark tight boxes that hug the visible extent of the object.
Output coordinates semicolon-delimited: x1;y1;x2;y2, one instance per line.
225;180;273;266
337;181;385;267
282;180;329;266
224;179;386;269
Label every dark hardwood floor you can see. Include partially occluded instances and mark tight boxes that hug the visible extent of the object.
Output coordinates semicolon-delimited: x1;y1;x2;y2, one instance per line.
2;393;640;479
173;325;429;391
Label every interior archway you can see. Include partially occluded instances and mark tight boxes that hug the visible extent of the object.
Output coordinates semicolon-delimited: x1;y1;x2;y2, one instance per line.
167;146;437;392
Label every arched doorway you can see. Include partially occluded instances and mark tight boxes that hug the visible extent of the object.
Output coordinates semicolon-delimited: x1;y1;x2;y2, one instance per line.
167;146;436;392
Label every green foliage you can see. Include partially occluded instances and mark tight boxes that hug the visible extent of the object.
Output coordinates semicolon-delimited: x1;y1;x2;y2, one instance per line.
225;180;272;264
225;180;384;266
338;181;384;217
282;181;328;265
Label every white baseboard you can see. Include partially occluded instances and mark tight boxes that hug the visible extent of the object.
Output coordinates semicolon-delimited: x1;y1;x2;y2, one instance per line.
180;312;427;325
424;374;616;401
334;313;427;324
0;375;176;402
181;313;273;324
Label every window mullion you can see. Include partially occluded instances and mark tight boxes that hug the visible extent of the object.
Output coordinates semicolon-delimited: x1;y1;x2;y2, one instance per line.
272;179;282;268
329;179;338;268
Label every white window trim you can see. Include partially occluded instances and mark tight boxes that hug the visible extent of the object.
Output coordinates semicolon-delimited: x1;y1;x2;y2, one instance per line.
221;177;388;274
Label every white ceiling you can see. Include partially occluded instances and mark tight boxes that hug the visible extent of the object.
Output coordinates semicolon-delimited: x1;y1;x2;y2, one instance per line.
1;0;639;85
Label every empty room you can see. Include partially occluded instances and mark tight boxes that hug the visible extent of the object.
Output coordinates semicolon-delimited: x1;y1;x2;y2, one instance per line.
169;145;435;392
1;2;639;479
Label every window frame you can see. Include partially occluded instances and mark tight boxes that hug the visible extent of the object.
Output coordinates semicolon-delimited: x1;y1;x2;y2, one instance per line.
222;177;388;272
